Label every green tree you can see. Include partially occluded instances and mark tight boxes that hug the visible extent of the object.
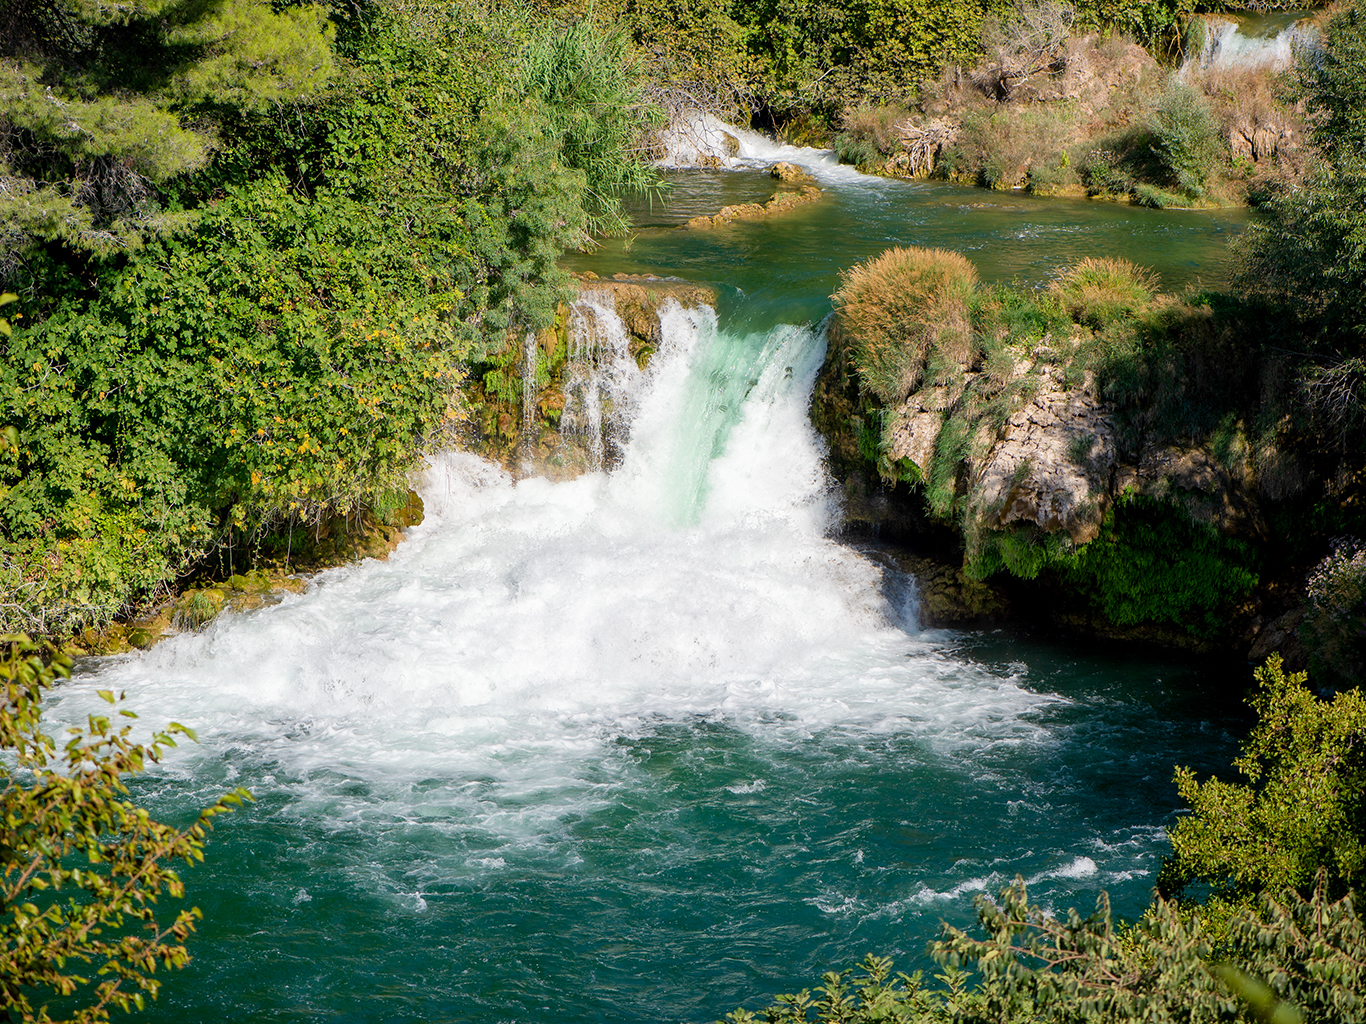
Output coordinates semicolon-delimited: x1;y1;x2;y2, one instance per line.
0;636;248;1022
0;0;336;258
1159;655;1366;904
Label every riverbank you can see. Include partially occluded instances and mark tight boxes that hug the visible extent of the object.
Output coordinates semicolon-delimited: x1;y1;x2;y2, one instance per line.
828;15;1313;207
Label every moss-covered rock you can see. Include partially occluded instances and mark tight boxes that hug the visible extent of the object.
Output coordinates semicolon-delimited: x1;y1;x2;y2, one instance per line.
683;184;823;229
814;247;1317;654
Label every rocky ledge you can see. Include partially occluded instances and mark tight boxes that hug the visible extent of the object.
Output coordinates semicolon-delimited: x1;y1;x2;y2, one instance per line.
685;181;823;229
813;249;1339;662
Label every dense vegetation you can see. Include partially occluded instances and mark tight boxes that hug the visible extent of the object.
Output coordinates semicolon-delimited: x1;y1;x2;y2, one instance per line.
1;0;661;638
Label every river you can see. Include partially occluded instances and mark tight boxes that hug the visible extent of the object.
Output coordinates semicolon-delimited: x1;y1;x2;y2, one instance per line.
58;139;1252;1023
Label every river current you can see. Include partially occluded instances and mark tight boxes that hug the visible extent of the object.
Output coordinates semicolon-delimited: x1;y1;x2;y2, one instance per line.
61;136;1251;1022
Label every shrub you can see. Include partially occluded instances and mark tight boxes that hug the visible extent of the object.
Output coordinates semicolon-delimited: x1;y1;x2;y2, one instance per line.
1148;83;1224;198
722;872;1366;1023
1303;537;1366;688
517;19;665;236
832;247;978;405
1159;655;1366;904
0;636;249;1022
1050;257;1157;327
837;102;914;168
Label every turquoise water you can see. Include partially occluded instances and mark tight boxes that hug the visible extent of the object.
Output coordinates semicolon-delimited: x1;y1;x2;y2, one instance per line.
64;167;1252;1023
566;168;1252;331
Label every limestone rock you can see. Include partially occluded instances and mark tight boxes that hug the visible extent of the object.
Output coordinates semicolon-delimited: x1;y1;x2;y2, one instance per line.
885;406;944;473
684;184;823;229
969;367;1116;544
770;161;813;183
572;274;717;345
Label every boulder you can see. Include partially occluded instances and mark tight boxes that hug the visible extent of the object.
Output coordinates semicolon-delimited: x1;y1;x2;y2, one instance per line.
770;161;814;183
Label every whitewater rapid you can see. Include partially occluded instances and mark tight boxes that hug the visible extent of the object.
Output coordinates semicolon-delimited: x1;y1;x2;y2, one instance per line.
60;300;1056;849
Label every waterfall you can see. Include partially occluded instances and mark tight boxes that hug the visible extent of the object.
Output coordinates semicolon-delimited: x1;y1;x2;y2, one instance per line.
520;328;538;442
1183;14;1318;75
654;110;869;183
560;290;644;471
63;300;972;762
57;293;1215;1024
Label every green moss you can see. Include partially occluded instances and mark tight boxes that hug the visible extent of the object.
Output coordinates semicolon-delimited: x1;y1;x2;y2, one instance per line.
1060;493;1259;636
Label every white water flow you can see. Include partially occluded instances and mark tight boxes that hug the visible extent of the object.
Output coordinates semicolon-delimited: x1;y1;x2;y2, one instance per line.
561;290;645;470
61;301;1063;880
656;111;869;184
1184;15;1318;74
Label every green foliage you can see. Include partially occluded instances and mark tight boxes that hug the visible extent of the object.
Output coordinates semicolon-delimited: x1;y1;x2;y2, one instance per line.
968;523;1074;581
0;0;336;255
1303;538;1366;686
719;954;945;1023
721;873;1365;1023
517;19;665;235
1237;1;1366;356
1293;0;1366;164
1070;0;1195;47
1147;84;1224;199
836;103;914;168
0;172;478;633
1050;257;1157;328
1160;655;1366;904
0;635;249;1023
931;871;1365;1023
1058;493;1259;635
942;103;1080;191
624;0;751;112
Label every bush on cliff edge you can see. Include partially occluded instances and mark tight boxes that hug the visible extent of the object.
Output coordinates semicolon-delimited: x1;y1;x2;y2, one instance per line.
831;246;978;405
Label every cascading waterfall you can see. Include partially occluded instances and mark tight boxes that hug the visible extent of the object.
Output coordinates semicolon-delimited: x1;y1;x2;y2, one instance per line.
1183;13;1318;75
520;328;538;442
56;296;1237;1024
655;110;868;183
561;289;645;471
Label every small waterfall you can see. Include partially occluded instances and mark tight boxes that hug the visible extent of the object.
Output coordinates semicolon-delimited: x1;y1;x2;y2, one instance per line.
1183;13;1318;75
520;328;538;439
655;110;869;183
561;290;646;471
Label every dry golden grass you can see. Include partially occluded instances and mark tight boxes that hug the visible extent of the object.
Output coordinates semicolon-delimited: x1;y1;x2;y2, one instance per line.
833;247;978;404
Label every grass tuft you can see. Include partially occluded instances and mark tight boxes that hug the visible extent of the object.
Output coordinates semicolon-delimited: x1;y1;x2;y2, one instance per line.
832;247;978;405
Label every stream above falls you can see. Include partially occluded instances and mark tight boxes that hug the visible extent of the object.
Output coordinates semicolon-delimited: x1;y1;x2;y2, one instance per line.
564;160;1252;332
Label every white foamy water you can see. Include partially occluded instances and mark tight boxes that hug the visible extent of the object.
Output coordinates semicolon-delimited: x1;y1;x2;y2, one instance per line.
656;111;870;184
61;300;1058;844
1183;15;1318;75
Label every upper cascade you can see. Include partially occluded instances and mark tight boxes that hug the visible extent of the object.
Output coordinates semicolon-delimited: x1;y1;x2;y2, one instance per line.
654;111;867;184
1182;13;1319;75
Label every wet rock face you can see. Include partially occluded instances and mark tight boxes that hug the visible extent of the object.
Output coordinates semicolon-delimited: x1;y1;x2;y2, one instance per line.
570;274;717;347
970;367;1117;545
